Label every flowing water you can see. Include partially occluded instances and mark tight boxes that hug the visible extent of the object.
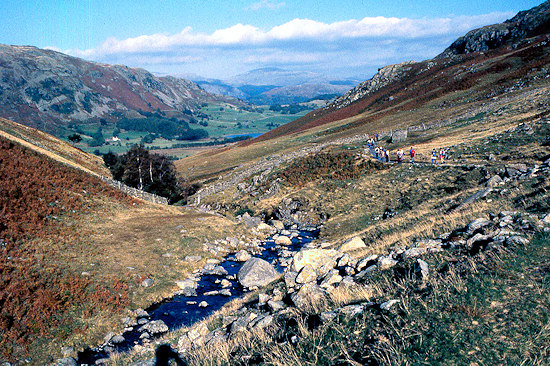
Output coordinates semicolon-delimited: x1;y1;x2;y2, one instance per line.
78;228;319;365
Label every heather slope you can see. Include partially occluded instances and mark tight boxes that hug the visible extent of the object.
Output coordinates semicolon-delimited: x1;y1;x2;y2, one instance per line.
0;120;247;363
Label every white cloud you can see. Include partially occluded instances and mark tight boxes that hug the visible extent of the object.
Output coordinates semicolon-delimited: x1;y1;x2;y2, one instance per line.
248;0;286;11
65;11;515;78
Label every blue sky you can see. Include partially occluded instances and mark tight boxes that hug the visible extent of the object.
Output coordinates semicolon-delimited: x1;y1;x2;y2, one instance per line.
0;1;543;80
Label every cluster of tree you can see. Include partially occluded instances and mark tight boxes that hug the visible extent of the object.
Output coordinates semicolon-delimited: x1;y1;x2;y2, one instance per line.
268;103;310;114
116;117;208;141
88;127;105;147
103;145;200;204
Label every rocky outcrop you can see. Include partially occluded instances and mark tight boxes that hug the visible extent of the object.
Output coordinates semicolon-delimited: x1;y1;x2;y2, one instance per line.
327;61;416;110
438;1;550;58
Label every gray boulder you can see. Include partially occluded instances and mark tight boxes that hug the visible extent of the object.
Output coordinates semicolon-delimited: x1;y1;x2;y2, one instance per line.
467;218;492;235
53;358;77;366
238;258;281;289
139;320;169;335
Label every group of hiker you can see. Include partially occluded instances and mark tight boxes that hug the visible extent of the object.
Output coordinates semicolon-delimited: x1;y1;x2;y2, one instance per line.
366;135;446;164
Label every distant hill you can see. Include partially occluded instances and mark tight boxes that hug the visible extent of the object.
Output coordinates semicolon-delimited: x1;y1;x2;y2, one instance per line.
195;67;360;105
0;44;237;135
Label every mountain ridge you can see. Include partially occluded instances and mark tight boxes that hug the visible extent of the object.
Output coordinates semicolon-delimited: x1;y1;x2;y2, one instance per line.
0;44;237;134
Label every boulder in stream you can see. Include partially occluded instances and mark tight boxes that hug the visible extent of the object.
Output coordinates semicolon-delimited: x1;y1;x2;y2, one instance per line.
237;257;281;289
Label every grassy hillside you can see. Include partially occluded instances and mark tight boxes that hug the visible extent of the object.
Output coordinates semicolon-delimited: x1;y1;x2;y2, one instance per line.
0;120;249;363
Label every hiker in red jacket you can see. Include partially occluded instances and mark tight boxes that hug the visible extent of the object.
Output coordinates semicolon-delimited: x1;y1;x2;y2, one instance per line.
410;147;416;164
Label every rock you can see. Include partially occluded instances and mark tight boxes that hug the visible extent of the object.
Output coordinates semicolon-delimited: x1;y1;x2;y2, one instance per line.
339;236;367;252
339;304;365;316
271;220;285;231
543;214;550;225
111;335;125;344
199;301;209;308
291;248;340;275
415;239;442;248
356;254;378;271
219;289;232;296
53;358;78;366
319;269;343;288
141;278;154;287
467;233;493;254
122;317;137;328
486;175;503;187
187;323;209;342
402;247;427;259
275;236;292;245
235;249;252;262
268;300;286;312
220;279;232;288
295;265;318;284
204;265;229;276
231;312;258;333
417;259;429;280
257;222;276;234
284;270;298;289
291;283;328;312
60;346;75;358
204;290;219;296
238;258;281;289
467;218;492;235
380;299;400;311
506;236;530;245
242;213;261;228
135;308;150;318
251;314;273;329
176;279;199;290
378;256;398;270
139;320;168;335
354;265;377;280
258;293;270;305
184;255;202;262
104;332;115;343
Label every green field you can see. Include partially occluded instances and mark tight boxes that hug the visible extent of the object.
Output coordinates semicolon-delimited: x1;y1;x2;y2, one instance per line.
68;102;310;155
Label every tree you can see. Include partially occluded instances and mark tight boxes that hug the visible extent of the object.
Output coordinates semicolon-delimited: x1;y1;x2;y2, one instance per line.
105;145;184;203
67;133;82;143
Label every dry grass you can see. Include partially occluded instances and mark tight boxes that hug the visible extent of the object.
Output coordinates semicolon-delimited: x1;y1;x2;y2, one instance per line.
0;117;110;177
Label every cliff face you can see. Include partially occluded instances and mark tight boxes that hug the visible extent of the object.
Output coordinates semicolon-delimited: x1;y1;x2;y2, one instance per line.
0;44;227;132
438;0;550;58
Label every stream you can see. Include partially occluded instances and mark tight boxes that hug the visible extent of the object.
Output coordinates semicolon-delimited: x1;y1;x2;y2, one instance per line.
77;227;319;365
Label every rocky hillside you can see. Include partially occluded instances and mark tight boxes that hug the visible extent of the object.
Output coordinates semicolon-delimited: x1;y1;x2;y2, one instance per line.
0;44;235;134
439;0;550;57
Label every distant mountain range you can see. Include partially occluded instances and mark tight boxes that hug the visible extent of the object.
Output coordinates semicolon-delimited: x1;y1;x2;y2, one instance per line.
190;67;361;105
0;44;238;134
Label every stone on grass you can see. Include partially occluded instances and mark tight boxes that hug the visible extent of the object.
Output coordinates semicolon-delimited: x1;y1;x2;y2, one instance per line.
53;358;78;366
237;257;281;289
380;299;400;311
339;236;367;252
291;283;328;312
467;218;492;235
378;256;398;270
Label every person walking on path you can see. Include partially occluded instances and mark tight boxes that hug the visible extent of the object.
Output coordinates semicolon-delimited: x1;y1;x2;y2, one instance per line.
385;149;390;162
440;148;446;164
397;148;404;163
409;147;416;164
432;149;437;165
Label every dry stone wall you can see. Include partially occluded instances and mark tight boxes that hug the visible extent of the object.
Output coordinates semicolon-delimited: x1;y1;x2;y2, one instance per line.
102;177;168;205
